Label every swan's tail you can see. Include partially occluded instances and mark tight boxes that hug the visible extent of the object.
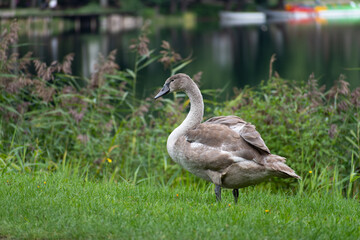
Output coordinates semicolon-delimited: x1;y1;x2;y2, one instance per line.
265;154;301;179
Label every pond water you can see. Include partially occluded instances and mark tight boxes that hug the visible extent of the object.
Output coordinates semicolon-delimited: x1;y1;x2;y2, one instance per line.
17;19;360;98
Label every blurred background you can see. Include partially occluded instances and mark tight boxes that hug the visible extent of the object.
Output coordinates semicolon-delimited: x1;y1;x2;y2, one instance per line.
1;0;360;97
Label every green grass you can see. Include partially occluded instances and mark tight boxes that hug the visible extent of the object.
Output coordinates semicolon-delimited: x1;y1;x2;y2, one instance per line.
1;172;359;239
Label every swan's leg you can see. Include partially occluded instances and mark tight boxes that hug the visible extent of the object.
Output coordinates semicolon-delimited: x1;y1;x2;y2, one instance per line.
215;184;221;201
232;189;239;204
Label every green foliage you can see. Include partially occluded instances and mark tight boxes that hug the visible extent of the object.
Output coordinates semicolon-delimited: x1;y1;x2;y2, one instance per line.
140;7;157;18
219;74;360;197
1;21;360;199
0;173;359;239
119;0;144;12
190;2;224;18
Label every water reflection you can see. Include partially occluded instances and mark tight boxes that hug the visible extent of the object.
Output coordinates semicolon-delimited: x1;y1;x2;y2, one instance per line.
13;19;360;98
212;33;232;68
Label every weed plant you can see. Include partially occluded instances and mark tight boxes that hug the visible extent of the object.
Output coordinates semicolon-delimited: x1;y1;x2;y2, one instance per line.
0;21;359;199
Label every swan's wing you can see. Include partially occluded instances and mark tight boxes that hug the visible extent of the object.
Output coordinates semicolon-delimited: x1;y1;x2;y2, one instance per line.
185;123;240;148
184;116;270;175
205;115;247;126
184;123;242;172
205;116;270;154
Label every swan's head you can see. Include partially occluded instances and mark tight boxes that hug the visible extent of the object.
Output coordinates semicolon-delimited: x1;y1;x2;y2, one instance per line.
154;73;193;99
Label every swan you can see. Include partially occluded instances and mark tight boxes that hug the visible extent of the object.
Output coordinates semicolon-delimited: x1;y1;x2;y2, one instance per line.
154;73;300;203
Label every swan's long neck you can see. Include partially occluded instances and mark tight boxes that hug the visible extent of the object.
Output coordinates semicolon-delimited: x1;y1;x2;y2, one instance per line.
167;82;204;153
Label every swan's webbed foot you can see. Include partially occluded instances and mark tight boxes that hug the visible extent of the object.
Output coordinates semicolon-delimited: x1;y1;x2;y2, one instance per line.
215;184;221;201
232;189;239;204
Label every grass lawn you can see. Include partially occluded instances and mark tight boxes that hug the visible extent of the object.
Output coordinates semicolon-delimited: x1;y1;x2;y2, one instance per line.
0;172;359;239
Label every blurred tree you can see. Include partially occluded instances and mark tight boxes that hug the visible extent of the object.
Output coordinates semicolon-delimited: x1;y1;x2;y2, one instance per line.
255;0;268;7
236;0;248;10
276;0;285;9
100;0;108;7
57;0;90;7
223;0;232;10
118;0;143;11
180;0;188;12
10;0;15;9
170;0;177;13
222;0;256;11
0;0;286;10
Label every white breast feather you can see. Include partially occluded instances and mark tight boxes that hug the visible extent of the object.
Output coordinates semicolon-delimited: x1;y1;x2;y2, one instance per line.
230;156;250;162
190;142;203;148
230;124;245;134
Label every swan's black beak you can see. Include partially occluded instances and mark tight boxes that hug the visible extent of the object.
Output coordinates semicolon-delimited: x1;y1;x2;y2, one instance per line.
154;82;170;99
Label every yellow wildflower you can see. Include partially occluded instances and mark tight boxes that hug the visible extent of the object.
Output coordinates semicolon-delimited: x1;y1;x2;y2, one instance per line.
228;204;231;207
176;194;179;197
107;158;112;163
44;181;46;184
309;171;313;174
37;185;40;188
265;209;270;213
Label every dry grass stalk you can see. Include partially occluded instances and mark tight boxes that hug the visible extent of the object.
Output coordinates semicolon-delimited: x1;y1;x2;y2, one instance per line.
158;40;182;69
351;87;360;107
129;22;150;57
0;21;77;122
328;124;338;138
192;71;203;86
328;74;350;99
269;54;276;80
69;108;87;124
90;50;119;88
0;21;19;61
33;53;74;82
304;73;325;108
